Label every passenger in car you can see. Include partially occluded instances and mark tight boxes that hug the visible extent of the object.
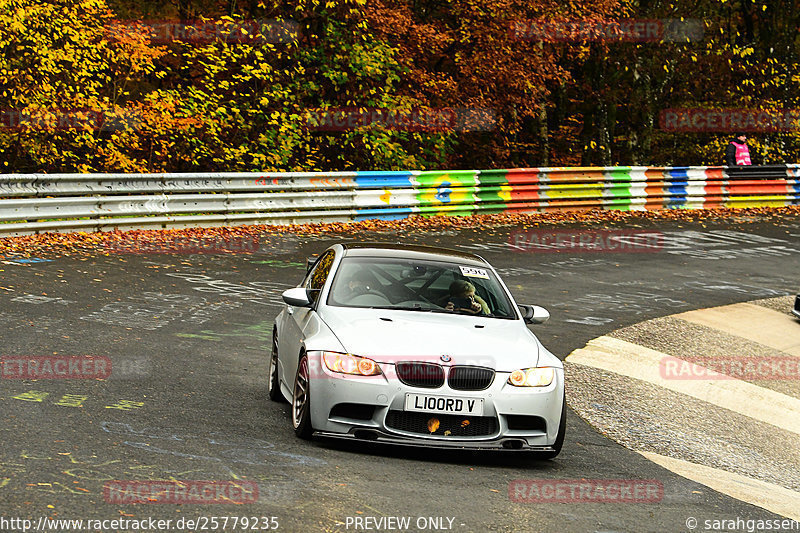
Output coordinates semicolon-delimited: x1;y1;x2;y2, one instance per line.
445;280;490;315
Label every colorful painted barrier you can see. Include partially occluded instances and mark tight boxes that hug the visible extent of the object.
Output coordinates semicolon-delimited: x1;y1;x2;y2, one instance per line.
0;166;798;235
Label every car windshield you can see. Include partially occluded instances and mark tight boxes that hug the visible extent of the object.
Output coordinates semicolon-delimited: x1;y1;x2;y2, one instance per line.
327;256;517;319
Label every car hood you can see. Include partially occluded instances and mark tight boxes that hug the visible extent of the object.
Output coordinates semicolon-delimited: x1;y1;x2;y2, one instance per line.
319;307;547;370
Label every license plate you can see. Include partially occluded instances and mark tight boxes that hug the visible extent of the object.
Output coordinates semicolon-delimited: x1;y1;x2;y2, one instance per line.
405;394;483;415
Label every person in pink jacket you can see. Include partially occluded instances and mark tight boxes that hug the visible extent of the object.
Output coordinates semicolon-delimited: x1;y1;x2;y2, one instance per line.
725;133;751;166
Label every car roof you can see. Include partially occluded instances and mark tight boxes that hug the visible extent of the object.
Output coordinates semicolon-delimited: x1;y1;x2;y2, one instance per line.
341;242;488;266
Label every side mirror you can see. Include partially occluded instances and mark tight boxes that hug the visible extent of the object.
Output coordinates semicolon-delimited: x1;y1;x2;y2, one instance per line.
282;287;312;307
306;256;319;274
519;304;550;325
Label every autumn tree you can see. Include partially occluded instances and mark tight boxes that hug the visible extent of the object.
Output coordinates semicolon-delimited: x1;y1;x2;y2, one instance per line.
0;0;165;172
3;0;800;172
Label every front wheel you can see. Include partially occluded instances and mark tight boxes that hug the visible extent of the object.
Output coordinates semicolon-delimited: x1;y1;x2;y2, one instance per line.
268;331;286;403
292;353;314;439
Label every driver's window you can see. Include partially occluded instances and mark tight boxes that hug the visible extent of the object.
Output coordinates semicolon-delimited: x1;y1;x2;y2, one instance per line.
304;250;334;306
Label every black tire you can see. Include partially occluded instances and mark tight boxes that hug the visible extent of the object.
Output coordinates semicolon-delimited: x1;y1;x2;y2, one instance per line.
537;393;566;460
268;331;286;403
292;352;314;440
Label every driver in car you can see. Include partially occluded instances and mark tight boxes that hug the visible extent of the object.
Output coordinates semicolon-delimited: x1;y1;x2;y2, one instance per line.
336;269;382;303
347;274;369;295
445;280;490;315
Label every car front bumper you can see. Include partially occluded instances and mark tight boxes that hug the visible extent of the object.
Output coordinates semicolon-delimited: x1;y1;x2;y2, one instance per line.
306;354;565;450
793;295;800;318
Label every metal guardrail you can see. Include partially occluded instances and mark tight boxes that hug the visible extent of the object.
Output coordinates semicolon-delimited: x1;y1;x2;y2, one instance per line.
1;166;798;236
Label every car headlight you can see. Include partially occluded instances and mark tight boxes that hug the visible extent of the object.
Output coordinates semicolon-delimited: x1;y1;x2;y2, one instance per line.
322;351;382;376
508;367;555;387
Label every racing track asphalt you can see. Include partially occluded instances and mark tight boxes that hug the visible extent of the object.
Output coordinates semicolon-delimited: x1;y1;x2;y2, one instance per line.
0;213;799;533
566;295;800;522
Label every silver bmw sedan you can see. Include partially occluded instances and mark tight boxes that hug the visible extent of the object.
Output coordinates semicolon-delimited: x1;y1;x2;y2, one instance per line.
269;243;565;458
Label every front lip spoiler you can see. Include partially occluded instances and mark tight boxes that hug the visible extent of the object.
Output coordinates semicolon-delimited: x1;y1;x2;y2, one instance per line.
314;430;555;452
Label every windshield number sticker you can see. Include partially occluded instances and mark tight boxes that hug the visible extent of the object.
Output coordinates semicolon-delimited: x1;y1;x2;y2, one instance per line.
459;266;489;279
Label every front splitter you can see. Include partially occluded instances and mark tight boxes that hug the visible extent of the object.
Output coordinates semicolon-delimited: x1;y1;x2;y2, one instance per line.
314;430;555;452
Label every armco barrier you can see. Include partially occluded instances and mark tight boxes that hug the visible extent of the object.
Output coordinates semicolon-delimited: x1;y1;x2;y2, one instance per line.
0;165;798;236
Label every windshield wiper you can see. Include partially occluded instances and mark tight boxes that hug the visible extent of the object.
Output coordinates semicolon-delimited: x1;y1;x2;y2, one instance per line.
370;304;434;312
